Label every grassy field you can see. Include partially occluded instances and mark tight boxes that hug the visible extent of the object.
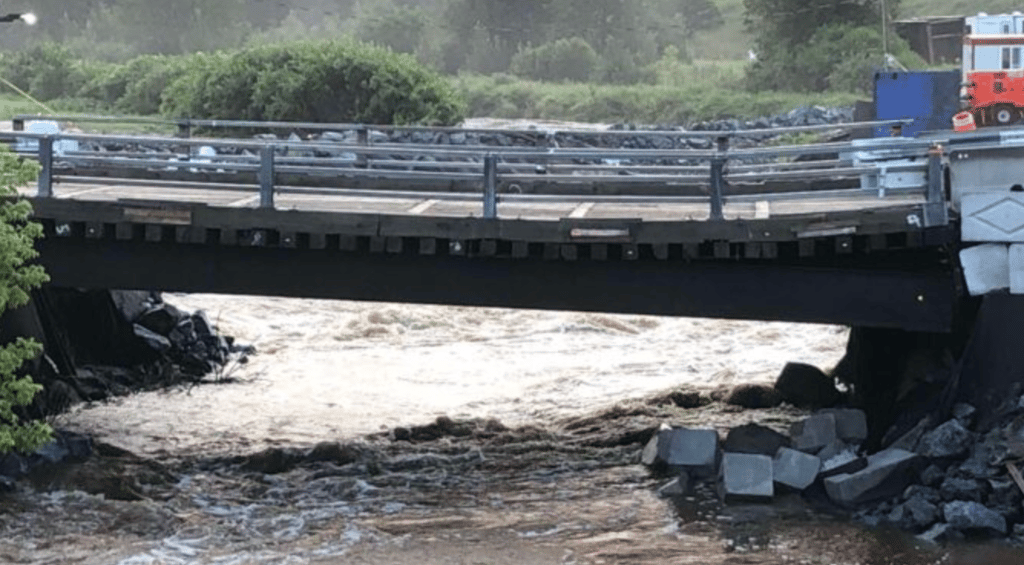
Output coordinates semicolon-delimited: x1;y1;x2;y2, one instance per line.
0;93;57;123
456;73;861;125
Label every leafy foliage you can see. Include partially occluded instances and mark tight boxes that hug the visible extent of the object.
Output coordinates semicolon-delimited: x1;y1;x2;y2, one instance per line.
509;38;599;83
747;24;925;93
743;0;923;93
160;41;465;125
0;43;94;101
0;149;51;454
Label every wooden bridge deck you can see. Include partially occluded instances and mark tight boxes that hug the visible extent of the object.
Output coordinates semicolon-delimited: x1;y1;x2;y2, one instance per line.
25;180;926;223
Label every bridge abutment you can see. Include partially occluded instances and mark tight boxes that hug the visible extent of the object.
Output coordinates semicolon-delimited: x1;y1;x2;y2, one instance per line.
838;293;1024;450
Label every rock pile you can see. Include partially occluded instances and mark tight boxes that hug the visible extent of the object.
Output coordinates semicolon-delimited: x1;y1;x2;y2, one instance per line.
73;105;856;159
646;361;1024;547
24;289;252;416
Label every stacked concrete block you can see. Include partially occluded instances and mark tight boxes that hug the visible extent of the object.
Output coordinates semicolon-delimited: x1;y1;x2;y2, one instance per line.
823;448;920;507
791;413;838;453
773;447;821;491
720;453;774;502
818;408;868;444
642;427;720;479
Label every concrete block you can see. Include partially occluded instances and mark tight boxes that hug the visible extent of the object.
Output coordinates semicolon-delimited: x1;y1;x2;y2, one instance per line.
791;413;837;453
823;448;919;507
819;450;868;479
720;453;773;502
773;447;820;491
1011;244;1024;294
816;439;849;462
818;408;868;443
962;193;1024;242
723;423;789;456
959;244;1009;296
659;427;719;479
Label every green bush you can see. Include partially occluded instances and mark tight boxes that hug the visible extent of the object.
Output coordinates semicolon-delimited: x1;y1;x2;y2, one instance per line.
746;25;926;94
509;37;599;83
0;43;90;101
161;40;465;125
0;148;51;455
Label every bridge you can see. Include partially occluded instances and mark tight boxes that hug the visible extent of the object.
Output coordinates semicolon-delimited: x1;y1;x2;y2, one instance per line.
0;116;983;333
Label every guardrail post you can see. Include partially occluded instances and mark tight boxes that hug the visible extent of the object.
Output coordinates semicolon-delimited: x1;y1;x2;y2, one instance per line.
923;143;948;228
709;136;729;221
483;154;498;219
259;145;275;209
177;118;192;139
37;136;53;198
355;127;368;168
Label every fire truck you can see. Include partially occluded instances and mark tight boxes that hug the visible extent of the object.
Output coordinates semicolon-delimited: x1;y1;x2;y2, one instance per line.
962;12;1024;126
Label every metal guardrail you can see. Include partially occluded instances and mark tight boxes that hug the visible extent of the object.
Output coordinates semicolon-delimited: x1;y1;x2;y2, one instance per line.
12;113;915;141
0;118;947;226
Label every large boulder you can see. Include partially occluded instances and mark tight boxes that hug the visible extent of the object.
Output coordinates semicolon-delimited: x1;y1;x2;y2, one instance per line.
774;362;841;408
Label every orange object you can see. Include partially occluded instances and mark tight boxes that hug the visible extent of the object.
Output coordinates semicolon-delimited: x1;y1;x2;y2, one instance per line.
953;111;977;132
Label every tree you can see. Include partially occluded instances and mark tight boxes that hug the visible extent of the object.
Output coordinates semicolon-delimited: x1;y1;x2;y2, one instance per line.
0;148;51;455
744;0;898;50
743;0;904;92
354;1;429;55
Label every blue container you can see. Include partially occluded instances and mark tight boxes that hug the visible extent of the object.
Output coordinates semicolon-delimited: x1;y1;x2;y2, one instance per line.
873;70;961;137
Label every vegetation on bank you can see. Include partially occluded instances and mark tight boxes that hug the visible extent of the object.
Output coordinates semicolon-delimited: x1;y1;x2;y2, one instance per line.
0;149;50;455
456;74;860;124
0;1;951;127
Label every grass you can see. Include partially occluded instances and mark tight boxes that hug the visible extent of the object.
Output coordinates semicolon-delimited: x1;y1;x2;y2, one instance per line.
456;72;861;125
0;93;57;122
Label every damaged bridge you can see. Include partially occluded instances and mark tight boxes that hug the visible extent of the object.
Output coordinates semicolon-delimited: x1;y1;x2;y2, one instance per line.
1;117;977;333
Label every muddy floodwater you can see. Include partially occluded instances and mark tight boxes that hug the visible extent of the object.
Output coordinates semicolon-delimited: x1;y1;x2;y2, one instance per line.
0;295;1011;564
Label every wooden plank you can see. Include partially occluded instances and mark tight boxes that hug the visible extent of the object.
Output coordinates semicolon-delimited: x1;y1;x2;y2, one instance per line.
115;223;134;241
220;229;238;246
339;235;358;252
227;195;260;208
479;239;498;257
568;202;596;219
754;200;771;220
1007;462;1024;497
145;224;163;242
309;233;327;250
407;199;439;215
798;239;816;257
58;185;118;199
836;235;854;254
448;240;466;256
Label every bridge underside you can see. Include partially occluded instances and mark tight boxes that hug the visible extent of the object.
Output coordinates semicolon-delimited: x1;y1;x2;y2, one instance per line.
36;236;956;332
